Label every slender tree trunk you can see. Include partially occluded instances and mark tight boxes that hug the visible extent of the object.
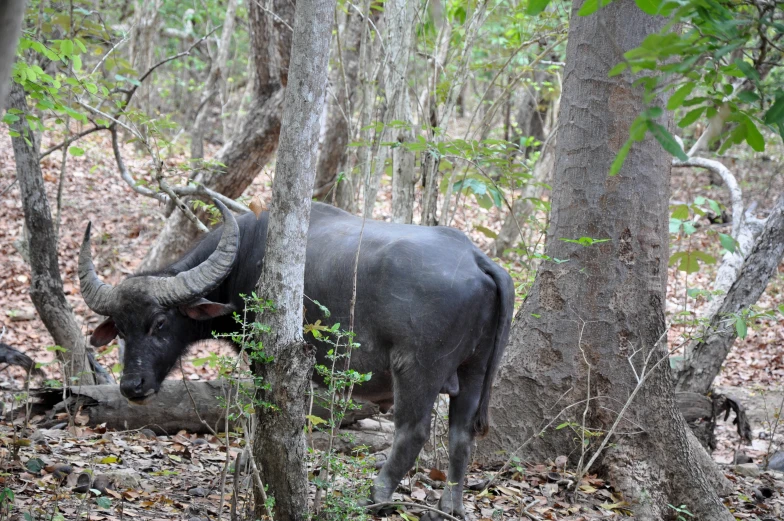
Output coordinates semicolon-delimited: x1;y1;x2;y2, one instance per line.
420;1;486;226
675;194;784;394
492;131;556;257
139;0;294;272
347;0;379;214
362;0;416;219
477;3;733;519
493;82;558;257
191;0;239;160
129;0;163;119
8;82;95;386
391;86;416;223
312;7;363;201
250;0;334;517
0;0;25;108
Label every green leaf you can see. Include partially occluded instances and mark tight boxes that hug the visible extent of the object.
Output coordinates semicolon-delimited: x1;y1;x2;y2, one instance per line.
608;62;627;77
671;204;689;220
100;455;118;464
71;54;82;72
306;414;328;426
475;225;498;239
744;116;765;152
578;0;611;16
669;218;683;234
26;457;45;474
735;316;747;339
610;139;632;176
763;96;784;125
667;82;695;110
526;0;552;15
719;233;736;253
634;0;662;15
734;59;760;84
737;91;759;104
693;251;716;265
682;221;697;235
96;497;112;509
69;146;85;156
647;121;688;160
59;39;74;57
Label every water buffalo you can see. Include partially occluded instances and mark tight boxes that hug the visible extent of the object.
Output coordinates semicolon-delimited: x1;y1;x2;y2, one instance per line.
79;200;514;519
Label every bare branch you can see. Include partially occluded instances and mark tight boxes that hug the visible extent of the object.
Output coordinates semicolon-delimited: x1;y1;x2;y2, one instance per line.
38;124;109;160
673;157;744;239
110;126;166;202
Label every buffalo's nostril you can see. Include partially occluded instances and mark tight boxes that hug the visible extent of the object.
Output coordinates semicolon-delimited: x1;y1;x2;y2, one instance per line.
120;375;146;399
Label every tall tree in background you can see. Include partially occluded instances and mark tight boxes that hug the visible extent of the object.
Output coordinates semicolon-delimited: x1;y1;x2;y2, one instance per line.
312;7;365;204
478;2;734;519
361;0;416;220
250;0;335;517
140;0;294;271
190;0;239;160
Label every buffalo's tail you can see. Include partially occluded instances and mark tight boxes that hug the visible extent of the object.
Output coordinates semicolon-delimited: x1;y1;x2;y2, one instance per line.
473;254;514;437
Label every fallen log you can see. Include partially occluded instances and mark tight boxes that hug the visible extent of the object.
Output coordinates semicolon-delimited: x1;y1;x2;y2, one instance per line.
17;380;379;435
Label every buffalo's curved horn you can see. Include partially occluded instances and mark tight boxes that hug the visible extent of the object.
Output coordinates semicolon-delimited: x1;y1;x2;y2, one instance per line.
79;222;116;316
150;199;240;307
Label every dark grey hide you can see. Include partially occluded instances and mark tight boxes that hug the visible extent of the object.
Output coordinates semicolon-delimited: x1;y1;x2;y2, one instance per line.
80;201;514;519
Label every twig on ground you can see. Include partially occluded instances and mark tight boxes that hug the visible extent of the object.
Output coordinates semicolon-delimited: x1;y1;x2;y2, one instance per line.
364;502;461;521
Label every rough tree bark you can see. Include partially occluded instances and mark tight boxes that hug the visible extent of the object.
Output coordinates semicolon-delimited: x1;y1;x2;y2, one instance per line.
250;0;334;517
362;0;416;219
0;0;25;108
477;3;734;519
675;194;784;394
139;0;294;272
190;0;239;160
8;82;95;386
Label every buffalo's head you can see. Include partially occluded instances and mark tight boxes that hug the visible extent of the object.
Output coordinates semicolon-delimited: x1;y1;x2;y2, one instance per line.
79;200;239;402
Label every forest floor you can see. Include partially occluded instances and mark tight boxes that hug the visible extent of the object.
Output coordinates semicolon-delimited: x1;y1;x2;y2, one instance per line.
0;127;783;520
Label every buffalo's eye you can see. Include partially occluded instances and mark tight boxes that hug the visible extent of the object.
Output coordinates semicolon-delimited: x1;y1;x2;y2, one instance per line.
151;315;166;334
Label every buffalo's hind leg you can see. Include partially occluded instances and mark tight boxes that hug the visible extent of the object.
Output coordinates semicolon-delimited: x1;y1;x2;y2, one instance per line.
370;372;442;509
421;368;485;521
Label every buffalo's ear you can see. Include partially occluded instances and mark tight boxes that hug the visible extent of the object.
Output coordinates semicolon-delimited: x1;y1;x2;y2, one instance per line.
91;318;118;347
180;298;237;321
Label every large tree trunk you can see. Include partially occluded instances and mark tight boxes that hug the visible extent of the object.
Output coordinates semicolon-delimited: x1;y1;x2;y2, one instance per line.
250;0;334;517
477;3;733;519
0;0;24;108
675;194;784;394
8;82;95;386
139;0;294;272
190;0;239;160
